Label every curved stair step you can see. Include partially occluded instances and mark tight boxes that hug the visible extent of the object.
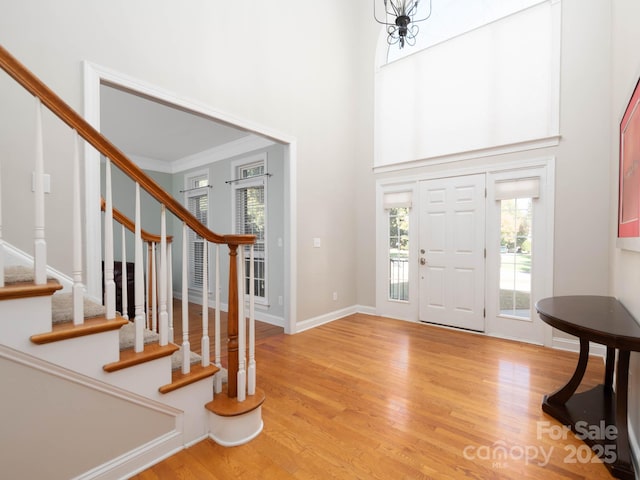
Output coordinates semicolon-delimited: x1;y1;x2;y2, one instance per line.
159;364;219;394
205;386;265;417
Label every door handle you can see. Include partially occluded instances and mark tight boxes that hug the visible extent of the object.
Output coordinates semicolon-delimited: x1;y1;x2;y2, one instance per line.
420;257;427;266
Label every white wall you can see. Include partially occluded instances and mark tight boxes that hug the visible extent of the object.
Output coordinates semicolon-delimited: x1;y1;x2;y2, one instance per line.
0;0;374;326
370;0;611;305
374;1;559;168
0;354;175;479
610;0;640;453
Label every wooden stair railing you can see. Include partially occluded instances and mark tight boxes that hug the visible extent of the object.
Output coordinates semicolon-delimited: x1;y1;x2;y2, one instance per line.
0;44;255;401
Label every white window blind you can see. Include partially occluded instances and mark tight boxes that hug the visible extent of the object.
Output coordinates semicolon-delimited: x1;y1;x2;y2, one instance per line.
383;190;413;209
494;177;540;200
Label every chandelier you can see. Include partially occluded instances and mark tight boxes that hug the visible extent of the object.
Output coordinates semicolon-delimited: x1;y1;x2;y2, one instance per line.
373;0;432;49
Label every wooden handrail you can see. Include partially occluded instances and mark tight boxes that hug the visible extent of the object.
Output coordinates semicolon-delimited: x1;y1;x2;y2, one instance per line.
1;44;251;401
0;44;254;248
100;197;173;244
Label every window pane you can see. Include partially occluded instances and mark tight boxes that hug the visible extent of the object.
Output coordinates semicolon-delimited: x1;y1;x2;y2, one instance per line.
389;207;409;301
186;186;208;288
499;198;532;318
241;164;265;179
236;181;266;299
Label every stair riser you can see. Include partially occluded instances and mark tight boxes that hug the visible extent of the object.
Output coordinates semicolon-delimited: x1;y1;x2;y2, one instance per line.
35;331;121;378
160;381;215;443
0;297;52;350
104;356;174;398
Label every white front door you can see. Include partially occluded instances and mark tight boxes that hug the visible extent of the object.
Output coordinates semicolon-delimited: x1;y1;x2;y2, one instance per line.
418;174;486;331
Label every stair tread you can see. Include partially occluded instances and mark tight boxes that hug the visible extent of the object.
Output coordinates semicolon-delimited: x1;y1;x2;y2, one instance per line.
0;278;62;301
205;385;265;417
30;315;128;344
159;363;220;394
103;342;180;372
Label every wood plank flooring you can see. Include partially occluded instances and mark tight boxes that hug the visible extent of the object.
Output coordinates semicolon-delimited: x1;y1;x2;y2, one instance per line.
133;313;614;479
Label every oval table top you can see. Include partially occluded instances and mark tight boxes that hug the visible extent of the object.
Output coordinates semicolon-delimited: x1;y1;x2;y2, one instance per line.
535;295;640;351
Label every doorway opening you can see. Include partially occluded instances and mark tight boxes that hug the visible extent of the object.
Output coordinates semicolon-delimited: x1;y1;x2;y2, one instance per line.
83;62;297;333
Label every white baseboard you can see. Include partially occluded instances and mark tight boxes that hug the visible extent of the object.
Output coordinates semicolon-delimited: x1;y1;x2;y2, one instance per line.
174;290;285;328
78;431;184;480
356;305;377;316
551;336;607;359
294;305;376;333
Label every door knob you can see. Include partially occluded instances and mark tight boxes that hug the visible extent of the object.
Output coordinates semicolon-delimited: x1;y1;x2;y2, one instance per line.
420;257;427;265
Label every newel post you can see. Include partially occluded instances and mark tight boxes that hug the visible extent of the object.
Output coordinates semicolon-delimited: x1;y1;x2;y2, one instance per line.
227;243;239;398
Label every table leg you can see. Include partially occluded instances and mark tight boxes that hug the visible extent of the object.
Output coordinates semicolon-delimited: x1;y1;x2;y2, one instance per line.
613;350;631;474
546;337;589;406
604;346;615;392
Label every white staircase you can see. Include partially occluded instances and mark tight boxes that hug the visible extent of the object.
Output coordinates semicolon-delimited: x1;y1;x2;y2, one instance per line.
0;44;265;479
0;267;220;479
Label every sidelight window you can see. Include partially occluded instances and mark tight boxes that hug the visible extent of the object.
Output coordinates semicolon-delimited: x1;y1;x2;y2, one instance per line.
499;197;533;319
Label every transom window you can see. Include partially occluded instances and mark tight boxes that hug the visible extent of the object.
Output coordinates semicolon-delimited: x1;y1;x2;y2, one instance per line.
385;0;546;63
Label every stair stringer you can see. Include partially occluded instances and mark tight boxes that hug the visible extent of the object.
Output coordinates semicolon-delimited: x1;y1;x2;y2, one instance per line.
0;344;185;480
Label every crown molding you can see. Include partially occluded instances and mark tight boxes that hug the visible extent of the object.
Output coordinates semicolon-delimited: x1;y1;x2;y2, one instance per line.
124;136;275;174
171;135;275;174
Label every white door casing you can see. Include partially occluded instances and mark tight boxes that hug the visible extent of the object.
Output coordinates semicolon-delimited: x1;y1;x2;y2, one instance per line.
418;174;486;331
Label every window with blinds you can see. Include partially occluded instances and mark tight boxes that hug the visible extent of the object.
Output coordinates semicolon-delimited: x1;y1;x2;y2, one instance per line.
185;174;209;289
234;161;267;300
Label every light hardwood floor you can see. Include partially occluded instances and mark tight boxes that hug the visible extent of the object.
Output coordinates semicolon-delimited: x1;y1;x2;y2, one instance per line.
133;313;614;479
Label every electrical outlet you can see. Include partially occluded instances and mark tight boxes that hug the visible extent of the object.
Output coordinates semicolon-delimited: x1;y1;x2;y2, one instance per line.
278;296;283;306
332;292;338;301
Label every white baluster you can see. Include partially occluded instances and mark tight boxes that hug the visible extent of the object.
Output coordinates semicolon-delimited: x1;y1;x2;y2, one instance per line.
151;242;157;333
72;131;84;325
33;98;46;285
144;243;150;330
181;223;190;374
214;244;222;393
0;162;4;288
201;240;210;367
104;159;116;319
158;205;168;346
248;244;256;395
121;225;128;320
168;243;174;342
237;245;246;402
134;183;145;353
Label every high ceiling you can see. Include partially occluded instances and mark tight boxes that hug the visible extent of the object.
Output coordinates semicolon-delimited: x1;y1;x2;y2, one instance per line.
100;84;252;166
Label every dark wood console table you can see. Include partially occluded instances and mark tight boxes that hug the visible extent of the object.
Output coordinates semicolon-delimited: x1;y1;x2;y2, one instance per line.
536;296;640;480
